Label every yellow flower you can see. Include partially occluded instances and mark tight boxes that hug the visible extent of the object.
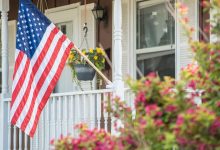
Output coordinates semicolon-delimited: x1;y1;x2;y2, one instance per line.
89;48;94;53
97;47;102;54
82;51;86;55
101;50;105;56
94;56;98;60
102;58;105;63
68;54;74;60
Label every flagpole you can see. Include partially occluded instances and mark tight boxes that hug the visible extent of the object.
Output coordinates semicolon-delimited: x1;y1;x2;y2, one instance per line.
73;45;112;86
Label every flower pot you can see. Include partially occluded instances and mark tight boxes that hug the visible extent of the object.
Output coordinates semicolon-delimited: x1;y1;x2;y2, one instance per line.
74;64;96;81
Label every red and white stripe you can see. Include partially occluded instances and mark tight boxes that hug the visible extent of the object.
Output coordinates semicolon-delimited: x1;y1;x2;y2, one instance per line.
10;23;73;137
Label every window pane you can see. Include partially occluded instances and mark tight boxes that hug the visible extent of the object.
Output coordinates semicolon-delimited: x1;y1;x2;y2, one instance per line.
137;2;175;49
137;53;175;79
56;21;73;40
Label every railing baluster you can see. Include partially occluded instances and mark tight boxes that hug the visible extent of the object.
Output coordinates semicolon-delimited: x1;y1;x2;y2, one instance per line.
24;134;28;150
84;94;87;123
96;94;102;129
75;95;80;124
7;102;11;150
63;96;68;135
13;126;16;150
52;97;56;139
45;99;50;150
18;129;22;150
58;96;62;137
70;95;74;135
90;94;95;129
103;93;108;131
36;118;39;150
85;94;90;128
30;135;34;150
41;106;45;150
75;95;80;136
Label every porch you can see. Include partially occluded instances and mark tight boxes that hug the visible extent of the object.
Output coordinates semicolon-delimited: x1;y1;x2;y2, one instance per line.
0;0;125;149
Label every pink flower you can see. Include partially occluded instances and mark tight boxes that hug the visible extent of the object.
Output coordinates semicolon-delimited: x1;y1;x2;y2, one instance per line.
198;143;207;150
176;115;184;126
50;139;55;145
165;105;177;113
179;4;188;14
156;111;163;117
135;92;146;102
177;137;188;145
216;101;220;107
209;118;220;135
188;80;197;90
135;92;146;105
147;72;157;78
154;119;164;127
201;0;210;8
145;80;151;86
139;119;147;126
145;104;159;116
186;108;196;114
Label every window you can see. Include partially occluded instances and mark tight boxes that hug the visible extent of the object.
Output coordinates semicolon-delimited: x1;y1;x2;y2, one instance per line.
136;0;175;79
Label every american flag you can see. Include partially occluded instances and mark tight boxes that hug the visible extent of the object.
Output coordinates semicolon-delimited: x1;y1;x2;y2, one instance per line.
10;0;73;137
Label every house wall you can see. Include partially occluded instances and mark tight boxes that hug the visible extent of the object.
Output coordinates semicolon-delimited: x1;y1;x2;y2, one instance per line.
7;0;209;81
8;0;112;54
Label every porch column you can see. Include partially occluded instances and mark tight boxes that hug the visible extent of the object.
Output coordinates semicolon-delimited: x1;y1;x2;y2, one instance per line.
0;0;10;149
0;0;9;98
113;0;124;100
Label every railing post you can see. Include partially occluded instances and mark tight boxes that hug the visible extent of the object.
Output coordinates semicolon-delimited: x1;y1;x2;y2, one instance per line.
113;0;124;100
0;0;10;149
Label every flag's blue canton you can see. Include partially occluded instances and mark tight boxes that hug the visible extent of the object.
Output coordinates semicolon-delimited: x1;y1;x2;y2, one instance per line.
16;0;51;59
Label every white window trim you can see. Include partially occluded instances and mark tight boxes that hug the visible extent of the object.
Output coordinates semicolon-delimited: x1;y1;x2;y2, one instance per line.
136;45;175;55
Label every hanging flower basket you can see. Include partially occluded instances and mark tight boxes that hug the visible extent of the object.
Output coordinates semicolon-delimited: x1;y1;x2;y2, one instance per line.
74;64;96;81
67;48;106;81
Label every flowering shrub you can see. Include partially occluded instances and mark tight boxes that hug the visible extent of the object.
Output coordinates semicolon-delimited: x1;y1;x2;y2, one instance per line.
52;1;220;150
51;124;119;150
174;107;217;149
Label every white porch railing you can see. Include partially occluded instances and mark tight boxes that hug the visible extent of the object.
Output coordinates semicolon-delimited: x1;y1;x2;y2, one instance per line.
2;89;121;150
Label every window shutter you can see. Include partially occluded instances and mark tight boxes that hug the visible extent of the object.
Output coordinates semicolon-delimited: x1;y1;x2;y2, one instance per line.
176;0;198;78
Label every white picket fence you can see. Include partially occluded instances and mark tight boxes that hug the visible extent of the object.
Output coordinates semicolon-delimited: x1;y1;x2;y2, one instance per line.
1;88;134;150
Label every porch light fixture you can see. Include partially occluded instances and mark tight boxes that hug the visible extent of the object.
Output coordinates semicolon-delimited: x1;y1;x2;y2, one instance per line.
92;0;105;21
